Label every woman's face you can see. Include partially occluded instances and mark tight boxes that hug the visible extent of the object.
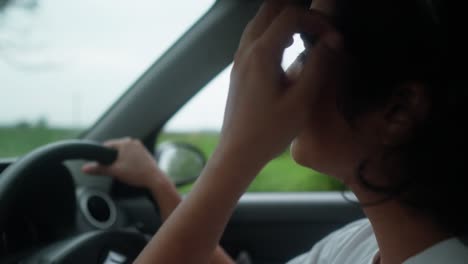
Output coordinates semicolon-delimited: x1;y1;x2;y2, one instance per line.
289;75;367;182
288;0;375;183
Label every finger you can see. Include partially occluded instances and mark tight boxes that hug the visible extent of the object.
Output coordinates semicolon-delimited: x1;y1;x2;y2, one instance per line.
309;0;336;17
290;31;345;102
81;162;109;175
103;137;132;148
285;11;341;84
300;10;337;37
255;6;305;67
237;1;284;54
258;8;336;68
285;53;306;81
253;6;306;71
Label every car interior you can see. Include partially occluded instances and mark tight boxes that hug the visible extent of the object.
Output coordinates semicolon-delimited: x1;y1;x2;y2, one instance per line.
5;0;460;263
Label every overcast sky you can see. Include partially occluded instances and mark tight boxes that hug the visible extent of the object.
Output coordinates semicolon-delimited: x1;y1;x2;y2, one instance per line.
0;0;303;132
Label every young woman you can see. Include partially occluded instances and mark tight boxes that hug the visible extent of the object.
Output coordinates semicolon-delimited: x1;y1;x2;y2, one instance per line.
83;0;468;263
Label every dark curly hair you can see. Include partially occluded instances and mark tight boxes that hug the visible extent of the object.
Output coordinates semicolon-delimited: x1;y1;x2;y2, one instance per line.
330;0;468;235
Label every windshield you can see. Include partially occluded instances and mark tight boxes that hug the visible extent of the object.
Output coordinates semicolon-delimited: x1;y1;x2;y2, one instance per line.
0;0;215;157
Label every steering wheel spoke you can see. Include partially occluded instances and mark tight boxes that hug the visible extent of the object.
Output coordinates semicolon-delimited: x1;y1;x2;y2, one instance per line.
24;230;148;264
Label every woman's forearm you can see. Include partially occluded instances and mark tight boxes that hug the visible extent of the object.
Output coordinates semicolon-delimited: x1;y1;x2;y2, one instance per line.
135;148;262;264
148;177;182;221
146;171;238;264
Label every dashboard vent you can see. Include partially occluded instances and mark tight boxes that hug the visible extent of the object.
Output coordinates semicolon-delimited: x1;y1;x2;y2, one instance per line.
78;189;116;229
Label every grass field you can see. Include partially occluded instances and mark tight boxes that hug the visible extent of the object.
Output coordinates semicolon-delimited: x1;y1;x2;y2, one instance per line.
0;126;344;192
0;126;82;157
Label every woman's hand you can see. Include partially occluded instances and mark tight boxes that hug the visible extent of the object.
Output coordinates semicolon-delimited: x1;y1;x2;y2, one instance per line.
82;138;165;188
219;5;344;167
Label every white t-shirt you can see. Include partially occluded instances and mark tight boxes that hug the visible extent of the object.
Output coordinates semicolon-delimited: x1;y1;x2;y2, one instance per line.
287;218;468;264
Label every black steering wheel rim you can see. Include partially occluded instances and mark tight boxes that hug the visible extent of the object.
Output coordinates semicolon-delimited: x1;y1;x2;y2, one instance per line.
0;140;118;226
0;140;123;263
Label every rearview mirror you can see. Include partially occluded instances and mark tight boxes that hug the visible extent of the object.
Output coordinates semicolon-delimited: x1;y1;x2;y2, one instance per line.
155;142;206;186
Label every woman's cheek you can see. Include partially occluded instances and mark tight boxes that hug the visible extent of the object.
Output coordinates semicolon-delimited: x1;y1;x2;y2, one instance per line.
288;63;360;180
290;106;360;181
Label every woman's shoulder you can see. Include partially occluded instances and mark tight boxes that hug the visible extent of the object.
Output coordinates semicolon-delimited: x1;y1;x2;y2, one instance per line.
404;237;468;264
287;218;378;264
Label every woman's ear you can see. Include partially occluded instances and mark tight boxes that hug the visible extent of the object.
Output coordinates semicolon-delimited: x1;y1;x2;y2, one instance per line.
380;82;430;146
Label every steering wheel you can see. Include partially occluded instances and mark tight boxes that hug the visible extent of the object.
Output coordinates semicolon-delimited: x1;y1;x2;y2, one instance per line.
0;140;148;263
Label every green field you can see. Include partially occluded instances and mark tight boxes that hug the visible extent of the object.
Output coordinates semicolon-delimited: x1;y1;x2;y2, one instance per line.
0;126;344;192
0;126;82;157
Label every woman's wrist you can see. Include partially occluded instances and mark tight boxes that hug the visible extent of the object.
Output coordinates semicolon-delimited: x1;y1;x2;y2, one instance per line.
145;170;170;191
205;144;267;191
214;140;270;175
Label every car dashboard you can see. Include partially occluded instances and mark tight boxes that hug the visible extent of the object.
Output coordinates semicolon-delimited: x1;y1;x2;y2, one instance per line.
0;159;76;259
0;159;152;263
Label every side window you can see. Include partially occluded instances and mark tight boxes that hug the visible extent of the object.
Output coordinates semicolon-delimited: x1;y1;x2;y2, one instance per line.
160;35;344;192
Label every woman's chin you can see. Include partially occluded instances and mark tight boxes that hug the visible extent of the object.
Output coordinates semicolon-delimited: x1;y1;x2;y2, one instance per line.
290;138;332;176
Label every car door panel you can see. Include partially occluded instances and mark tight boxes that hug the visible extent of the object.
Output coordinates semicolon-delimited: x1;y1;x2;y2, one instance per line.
222;193;365;263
